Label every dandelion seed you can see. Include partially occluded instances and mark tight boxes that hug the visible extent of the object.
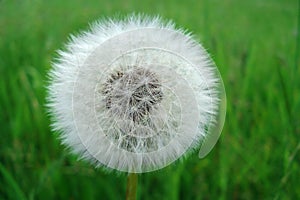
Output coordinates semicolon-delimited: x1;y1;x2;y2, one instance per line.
47;14;226;173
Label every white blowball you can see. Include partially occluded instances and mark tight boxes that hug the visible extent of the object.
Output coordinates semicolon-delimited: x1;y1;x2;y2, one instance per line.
47;14;226;173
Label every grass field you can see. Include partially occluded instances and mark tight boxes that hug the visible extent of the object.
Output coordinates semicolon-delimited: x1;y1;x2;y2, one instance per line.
0;0;299;199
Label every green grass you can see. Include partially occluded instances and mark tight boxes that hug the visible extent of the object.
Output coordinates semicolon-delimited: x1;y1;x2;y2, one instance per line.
0;0;299;199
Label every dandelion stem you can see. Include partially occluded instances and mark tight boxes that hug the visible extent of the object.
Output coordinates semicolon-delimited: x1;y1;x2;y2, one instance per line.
126;173;138;200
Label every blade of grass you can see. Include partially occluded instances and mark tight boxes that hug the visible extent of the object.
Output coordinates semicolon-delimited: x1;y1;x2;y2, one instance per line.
0;163;27;200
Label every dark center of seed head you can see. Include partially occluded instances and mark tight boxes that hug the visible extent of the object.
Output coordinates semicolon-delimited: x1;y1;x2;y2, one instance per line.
103;67;163;123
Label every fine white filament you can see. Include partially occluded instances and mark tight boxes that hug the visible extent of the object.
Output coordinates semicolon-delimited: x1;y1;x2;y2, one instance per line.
47;14;225;173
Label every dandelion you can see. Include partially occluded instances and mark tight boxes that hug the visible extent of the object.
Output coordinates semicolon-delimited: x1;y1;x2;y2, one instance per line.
47;14;226;175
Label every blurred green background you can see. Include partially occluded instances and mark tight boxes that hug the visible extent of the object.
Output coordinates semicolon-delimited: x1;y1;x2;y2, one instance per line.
0;0;299;199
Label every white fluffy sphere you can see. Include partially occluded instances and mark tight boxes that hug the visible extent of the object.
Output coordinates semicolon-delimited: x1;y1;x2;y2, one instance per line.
47;15;226;173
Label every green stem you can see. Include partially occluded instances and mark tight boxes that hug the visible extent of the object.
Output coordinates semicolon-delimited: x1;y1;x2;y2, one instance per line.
126;173;138;200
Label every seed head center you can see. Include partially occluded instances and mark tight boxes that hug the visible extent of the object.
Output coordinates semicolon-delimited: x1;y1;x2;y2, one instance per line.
103;67;163;123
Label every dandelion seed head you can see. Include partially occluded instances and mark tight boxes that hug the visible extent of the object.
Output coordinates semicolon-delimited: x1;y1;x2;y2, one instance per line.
47;14;226;173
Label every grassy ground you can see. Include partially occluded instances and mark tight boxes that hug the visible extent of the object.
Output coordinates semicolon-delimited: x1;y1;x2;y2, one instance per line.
0;0;299;199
